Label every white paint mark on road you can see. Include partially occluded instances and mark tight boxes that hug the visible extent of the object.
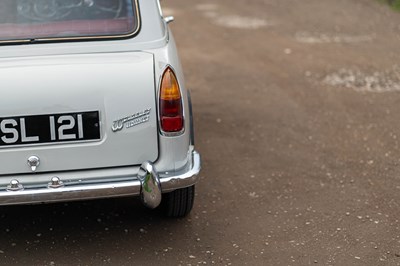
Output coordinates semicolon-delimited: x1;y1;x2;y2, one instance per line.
195;4;218;11
203;11;218;18
296;32;375;44
196;3;271;29
322;66;400;93
162;8;176;16
213;15;271;29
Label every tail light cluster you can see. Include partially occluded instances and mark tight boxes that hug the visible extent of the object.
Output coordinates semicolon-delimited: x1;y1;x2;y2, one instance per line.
159;67;184;133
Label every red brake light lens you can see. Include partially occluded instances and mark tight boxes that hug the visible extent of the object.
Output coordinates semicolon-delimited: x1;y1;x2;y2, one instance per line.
159;67;183;133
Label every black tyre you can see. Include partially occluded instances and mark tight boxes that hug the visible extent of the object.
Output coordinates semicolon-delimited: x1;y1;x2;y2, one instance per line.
162;185;195;218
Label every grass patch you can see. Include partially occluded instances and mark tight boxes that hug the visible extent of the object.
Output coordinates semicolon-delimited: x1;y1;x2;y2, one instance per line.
384;0;400;10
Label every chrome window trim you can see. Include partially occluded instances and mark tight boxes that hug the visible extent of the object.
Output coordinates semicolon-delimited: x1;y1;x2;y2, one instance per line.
156;0;163;17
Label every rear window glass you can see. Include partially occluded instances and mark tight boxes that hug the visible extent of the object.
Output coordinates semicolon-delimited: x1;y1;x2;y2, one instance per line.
0;0;140;43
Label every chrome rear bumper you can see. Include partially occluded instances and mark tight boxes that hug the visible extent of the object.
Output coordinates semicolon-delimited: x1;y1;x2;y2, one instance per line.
0;151;201;208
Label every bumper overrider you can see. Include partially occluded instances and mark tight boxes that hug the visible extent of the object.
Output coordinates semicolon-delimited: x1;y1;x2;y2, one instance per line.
0;150;201;208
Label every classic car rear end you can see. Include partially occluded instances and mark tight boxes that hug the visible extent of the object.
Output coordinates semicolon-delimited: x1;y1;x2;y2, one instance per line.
0;0;200;217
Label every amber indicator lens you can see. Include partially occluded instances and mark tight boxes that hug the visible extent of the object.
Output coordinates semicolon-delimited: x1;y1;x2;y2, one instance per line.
159;67;183;132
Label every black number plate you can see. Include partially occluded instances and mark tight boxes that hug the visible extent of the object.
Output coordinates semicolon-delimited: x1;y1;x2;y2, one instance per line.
0;111;100;146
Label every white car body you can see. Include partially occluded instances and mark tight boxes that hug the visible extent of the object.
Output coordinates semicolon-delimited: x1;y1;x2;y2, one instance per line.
0;0;200;217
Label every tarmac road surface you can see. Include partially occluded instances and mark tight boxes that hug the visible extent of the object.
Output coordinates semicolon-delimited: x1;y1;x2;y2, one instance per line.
2;0;400;265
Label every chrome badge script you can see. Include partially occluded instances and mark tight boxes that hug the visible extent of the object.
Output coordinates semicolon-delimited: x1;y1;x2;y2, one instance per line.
112;108;151;132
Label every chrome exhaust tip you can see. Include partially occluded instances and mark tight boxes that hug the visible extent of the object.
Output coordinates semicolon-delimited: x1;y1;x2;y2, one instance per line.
138;161;162;209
